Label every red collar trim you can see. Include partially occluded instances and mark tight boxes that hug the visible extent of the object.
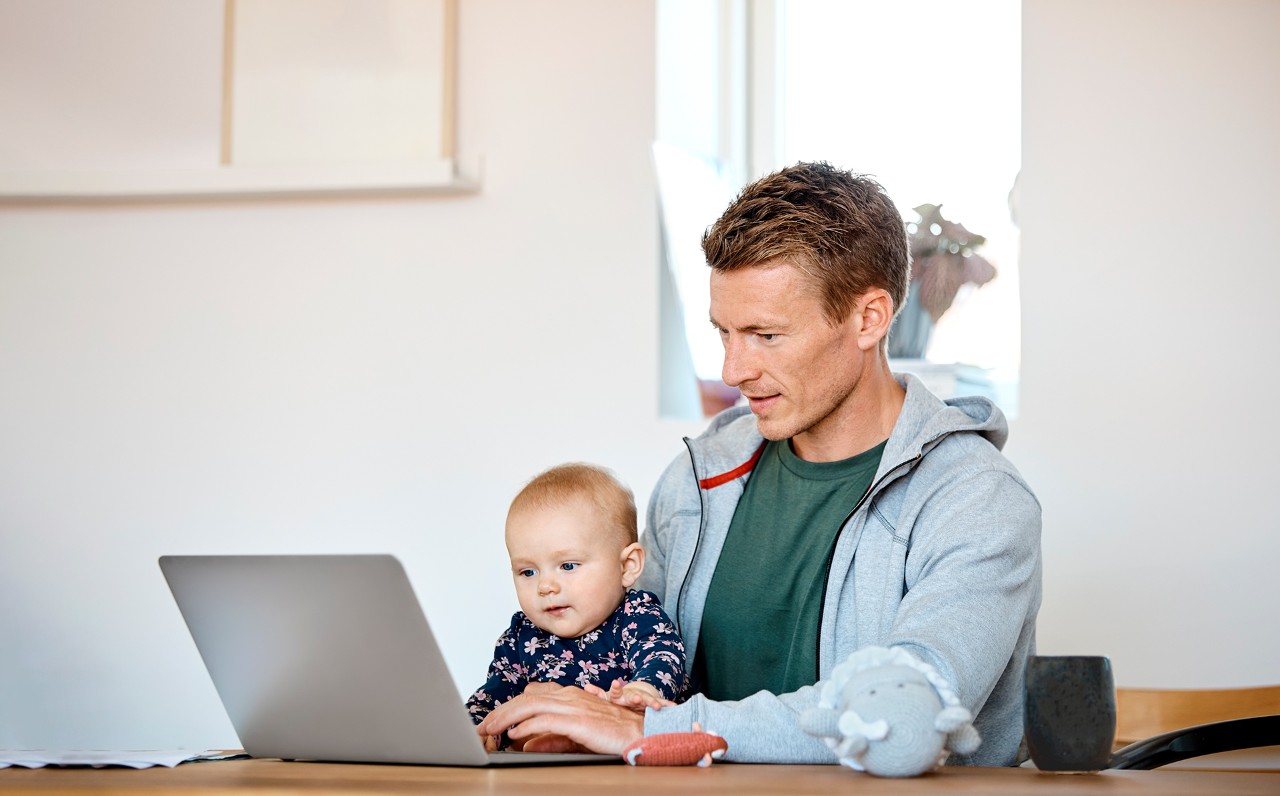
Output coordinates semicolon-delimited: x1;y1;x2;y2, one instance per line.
698;442;767;490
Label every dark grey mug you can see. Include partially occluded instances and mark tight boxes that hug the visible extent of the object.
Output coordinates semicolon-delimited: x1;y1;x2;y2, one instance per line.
1024;655;1116;773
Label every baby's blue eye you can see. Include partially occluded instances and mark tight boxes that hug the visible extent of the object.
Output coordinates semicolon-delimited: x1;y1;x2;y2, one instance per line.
560;562;578;572
518;569;536;578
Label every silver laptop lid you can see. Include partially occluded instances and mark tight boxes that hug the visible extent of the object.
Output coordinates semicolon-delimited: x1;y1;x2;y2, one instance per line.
160;554;610;766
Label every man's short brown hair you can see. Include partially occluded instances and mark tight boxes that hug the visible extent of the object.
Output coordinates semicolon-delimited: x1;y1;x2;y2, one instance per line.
508;463;638;547
701;161;910;326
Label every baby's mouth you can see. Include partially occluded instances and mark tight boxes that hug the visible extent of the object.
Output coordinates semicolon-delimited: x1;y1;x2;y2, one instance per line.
545;605;569;617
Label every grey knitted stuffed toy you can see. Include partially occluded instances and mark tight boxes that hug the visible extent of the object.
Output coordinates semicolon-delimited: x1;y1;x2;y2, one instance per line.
799;646;981;777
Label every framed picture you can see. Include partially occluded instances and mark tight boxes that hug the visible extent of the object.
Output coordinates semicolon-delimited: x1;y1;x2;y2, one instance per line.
226;0;456;166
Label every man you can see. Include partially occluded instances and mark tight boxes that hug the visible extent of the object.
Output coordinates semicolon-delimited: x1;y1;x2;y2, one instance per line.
478;162;1042;765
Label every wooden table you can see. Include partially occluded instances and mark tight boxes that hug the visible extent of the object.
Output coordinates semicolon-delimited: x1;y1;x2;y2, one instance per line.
2;758;1279;795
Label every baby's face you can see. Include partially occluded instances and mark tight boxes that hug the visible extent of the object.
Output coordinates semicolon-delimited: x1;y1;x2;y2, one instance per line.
505;496;631;640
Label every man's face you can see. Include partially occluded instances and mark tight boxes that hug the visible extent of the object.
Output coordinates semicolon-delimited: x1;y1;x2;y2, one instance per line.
710;261;868;460
505;496;629;640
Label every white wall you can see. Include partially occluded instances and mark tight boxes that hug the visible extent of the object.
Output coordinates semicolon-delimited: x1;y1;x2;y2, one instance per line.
0;0;700;748
1018;0;1280;686
4;0;1278;752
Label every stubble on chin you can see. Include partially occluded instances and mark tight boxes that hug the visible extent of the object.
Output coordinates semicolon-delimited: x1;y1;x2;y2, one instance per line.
753;413;794;443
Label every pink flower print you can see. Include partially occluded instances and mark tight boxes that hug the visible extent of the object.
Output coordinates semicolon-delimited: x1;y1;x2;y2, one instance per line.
654;622;674;635
655;671;675;690
523;637;544;656
620;622;639;646
561;649;575;660
544;661;566;679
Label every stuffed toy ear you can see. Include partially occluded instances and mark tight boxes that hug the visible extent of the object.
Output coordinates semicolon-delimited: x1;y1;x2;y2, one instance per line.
947;724;982;756
935;705;981;755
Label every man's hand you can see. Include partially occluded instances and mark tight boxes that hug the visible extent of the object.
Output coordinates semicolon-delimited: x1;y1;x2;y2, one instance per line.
492;682;586;752
475;684;646;755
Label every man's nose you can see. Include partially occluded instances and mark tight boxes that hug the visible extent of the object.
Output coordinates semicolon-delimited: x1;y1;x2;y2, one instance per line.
721;335;758;388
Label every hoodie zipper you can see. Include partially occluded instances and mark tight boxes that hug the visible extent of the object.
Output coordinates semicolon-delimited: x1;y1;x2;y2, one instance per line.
674;436;707;639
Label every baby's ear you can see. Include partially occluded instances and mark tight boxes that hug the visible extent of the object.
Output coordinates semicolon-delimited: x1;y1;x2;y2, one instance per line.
619;542;645;587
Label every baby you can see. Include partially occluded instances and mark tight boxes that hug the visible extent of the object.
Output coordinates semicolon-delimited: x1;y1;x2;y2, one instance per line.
467;463;686;748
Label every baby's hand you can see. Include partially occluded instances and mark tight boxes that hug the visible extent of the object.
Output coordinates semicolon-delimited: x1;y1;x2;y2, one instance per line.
481;733;501;752
590;679;675;710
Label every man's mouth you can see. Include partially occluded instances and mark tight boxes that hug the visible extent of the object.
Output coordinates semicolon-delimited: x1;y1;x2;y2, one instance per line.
744;394;780;412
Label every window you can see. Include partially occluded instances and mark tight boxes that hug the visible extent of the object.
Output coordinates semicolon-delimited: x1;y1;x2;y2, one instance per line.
658;0;1020;419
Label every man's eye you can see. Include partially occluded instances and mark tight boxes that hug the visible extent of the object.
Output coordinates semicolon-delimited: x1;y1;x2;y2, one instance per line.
759;333;777;341
560;562;578;572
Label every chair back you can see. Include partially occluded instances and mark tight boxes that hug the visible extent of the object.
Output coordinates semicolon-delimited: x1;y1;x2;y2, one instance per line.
1115;685;1280;745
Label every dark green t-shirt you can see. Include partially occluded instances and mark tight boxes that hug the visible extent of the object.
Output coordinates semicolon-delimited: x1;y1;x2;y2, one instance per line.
694;437;887;700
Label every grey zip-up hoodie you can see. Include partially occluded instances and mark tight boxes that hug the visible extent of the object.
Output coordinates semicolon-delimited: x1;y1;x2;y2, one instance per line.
636;373;1042;766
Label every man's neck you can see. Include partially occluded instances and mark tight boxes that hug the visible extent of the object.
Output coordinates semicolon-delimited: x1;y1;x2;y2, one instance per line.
790;363;906;463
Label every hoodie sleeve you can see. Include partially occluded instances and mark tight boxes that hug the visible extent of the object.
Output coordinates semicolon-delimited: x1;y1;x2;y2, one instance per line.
644;684;836;762
883;466;1042;746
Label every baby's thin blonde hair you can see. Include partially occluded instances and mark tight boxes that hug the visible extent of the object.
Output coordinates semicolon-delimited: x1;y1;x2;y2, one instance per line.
508;463;638;547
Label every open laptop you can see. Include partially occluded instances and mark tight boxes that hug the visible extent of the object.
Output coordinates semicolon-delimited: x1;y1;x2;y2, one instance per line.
159;554;618;766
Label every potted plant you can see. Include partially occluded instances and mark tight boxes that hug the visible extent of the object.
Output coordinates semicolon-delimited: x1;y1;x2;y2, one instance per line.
889;204;997;359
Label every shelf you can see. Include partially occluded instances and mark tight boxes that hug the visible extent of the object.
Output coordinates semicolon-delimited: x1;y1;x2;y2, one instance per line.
0;158;478;203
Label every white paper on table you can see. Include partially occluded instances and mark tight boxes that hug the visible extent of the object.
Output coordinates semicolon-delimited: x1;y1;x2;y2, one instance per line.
0;749;228;769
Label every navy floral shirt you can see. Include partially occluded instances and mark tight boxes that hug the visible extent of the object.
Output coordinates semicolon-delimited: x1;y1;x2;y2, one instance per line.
467;589;686;724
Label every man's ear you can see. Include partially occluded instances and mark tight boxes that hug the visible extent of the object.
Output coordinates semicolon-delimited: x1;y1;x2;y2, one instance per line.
855;288;895;351
619;542;645;588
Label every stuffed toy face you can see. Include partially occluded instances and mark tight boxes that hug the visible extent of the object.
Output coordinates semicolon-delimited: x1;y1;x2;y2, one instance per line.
799;647;981;778
837;665;946;777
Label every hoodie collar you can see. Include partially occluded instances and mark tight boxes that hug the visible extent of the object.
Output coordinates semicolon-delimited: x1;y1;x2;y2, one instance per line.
687;372;1008;489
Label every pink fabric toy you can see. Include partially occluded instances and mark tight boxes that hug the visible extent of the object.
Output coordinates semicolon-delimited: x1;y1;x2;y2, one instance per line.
621;723;728;766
